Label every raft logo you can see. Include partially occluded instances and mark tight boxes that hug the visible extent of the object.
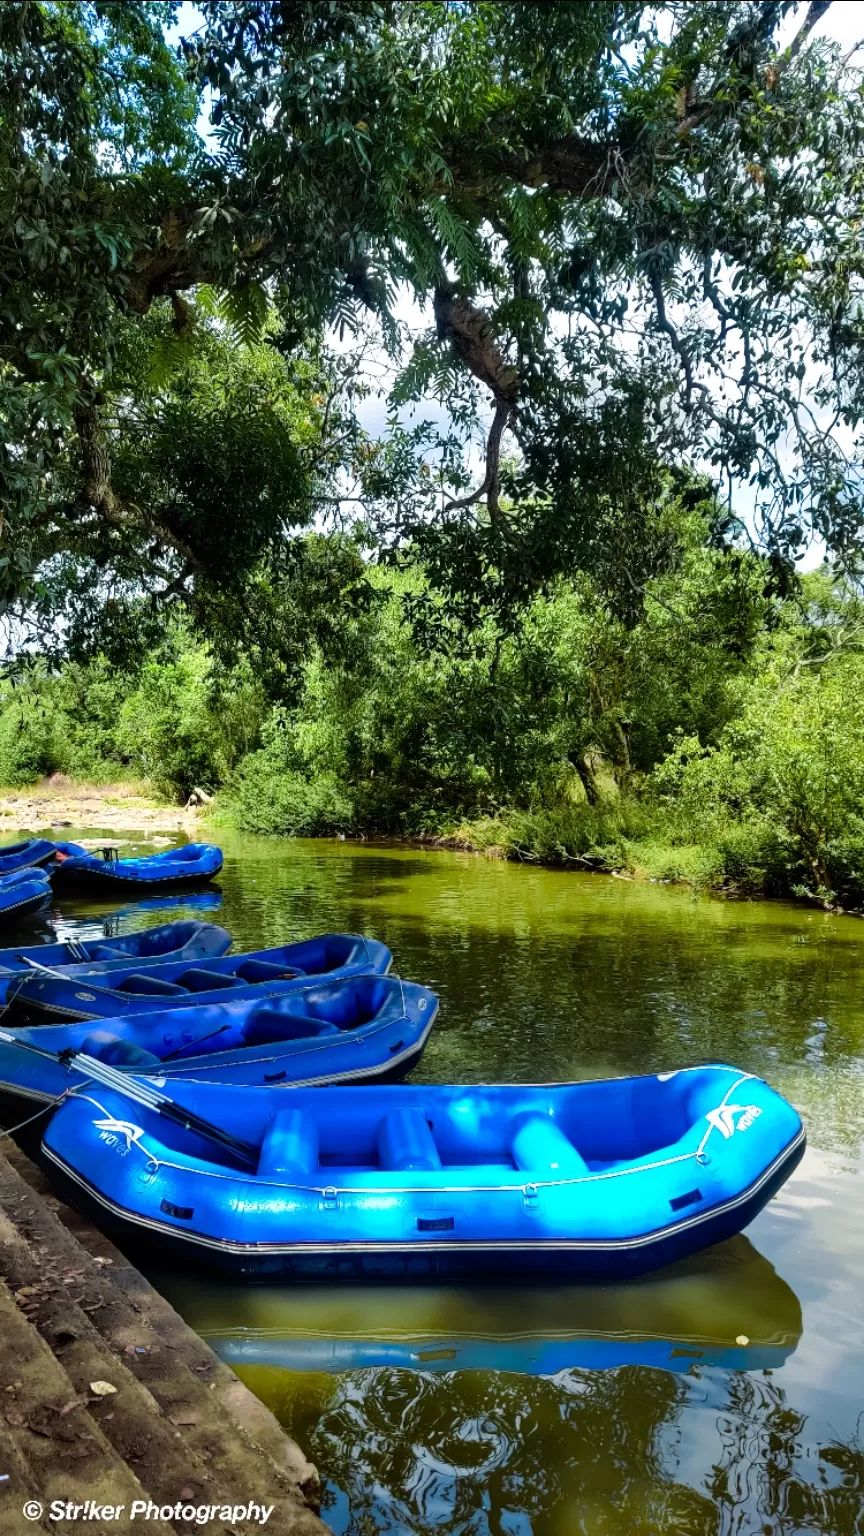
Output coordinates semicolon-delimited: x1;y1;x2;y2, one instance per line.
705;1103;762;1139
93;1115;145;1153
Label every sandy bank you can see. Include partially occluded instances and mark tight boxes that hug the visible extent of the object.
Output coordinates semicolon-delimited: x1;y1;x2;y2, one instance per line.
0;780;204;837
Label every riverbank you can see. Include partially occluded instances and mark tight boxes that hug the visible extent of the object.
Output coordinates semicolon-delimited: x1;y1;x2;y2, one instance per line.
0;780;203;838
0;778;840;910
347;817;852;912
0;1137;326;1536
437;810;749;885
371;808;793;898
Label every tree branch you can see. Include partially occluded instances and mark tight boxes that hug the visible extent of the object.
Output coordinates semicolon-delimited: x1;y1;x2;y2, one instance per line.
153;563;195;602
785;1;831;61
72;385;121;521
648;272;694;405
433;285;519;401
442;398;513;521
433;286;520;525
441;134;621;198
122;136;625;320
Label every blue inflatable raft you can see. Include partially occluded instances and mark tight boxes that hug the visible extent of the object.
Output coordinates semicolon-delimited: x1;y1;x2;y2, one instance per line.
50;842;223;892
0;868;52;925
40;1065;804;1280
0;838;58;875
0;920;232;1002
0;974;437;1138
9;933;392;1021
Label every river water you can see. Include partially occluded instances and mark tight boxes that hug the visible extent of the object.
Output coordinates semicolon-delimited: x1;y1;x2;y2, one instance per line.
34;830;864;1534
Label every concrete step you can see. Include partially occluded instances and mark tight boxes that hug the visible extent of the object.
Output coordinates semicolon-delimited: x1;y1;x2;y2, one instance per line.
0;1142;327;1536
0;1397;55;1535
0;1266;175;1536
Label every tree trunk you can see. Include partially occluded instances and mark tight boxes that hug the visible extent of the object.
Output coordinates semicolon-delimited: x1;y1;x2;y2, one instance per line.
569;750;601;806
73;386;119;519
610;718;631;788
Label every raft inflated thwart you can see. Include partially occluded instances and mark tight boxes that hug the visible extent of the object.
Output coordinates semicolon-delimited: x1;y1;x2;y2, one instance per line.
41;1065;805;1281
49;842;223;892
10;931;391;1021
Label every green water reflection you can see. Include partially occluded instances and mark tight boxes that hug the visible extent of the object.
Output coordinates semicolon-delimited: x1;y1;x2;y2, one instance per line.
41;830;864;1534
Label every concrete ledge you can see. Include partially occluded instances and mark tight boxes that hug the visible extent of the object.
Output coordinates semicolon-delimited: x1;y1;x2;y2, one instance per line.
0;1141;329;1536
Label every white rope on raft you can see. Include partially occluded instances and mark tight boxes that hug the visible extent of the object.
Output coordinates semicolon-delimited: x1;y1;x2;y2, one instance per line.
0;1031;259;1167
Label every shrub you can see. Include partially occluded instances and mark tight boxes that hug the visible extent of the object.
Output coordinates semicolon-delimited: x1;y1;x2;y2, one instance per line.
0;689;60;785
651;652;864;900
221;757;355;836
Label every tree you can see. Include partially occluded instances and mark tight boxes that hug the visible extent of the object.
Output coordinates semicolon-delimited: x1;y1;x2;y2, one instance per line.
21;305;375;676
2;1;863;650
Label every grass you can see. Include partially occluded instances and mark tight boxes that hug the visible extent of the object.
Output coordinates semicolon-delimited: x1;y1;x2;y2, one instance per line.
444;801;795;899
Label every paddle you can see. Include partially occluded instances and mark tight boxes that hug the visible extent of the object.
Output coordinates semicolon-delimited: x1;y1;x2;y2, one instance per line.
14;954;142;1006
162;1023;233;1060
0;1028;258;1169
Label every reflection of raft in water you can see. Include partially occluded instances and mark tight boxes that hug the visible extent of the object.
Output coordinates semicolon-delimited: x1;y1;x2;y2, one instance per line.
162;1234;802;1377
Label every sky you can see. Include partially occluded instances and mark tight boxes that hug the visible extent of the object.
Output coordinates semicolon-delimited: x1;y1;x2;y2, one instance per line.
808;0;864;51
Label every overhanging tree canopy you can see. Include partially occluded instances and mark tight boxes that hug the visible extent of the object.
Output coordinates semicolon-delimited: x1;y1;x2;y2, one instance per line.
1;0;863;655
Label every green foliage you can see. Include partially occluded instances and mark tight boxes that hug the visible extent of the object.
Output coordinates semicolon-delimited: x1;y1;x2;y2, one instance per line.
220;755;355;838
7;535;864;914
0;684;60;786
449;802;654;867
651;588;864;902
2;1;864;662
221;512;770;835
17;307;375;672
113;653;223;801
0;0;198;611
213;560;864;912
112;321;315;583
0;627;266;799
